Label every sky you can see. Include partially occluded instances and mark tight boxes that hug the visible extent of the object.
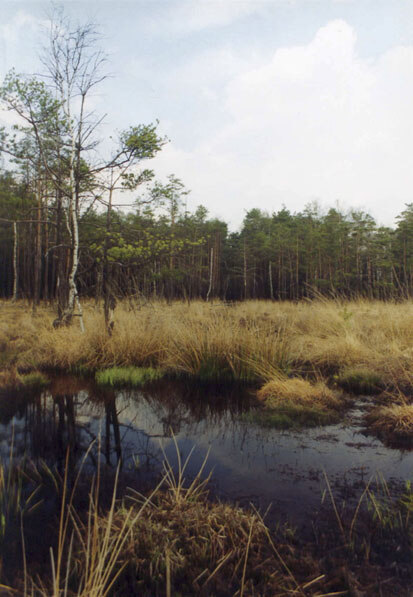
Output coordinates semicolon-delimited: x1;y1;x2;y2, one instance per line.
1;0;413;230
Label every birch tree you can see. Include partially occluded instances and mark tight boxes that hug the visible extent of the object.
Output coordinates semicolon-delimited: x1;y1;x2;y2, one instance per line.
39;11;107;329
0;10;107;329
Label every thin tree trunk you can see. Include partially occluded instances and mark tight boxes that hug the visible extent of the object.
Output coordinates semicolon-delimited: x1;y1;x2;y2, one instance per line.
33;178;42;312
243;239;247;300
268;260;273;300
43;195;49;302
12;221;18;302
103;184;116;335
206;246;214;301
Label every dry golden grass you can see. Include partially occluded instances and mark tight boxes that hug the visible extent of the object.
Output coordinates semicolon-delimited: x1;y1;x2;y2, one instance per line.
12;439;331;597
1;297;413;388
108;486;325;596
257;377;342;410
366;404;413;441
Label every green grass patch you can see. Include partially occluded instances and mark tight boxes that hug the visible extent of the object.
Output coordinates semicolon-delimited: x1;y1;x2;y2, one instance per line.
335;368;383;395
245;403;340;429
95;366;165;388
20;371;50;390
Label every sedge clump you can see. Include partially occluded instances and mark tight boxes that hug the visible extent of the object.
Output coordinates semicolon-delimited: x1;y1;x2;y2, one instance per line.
335;368;383;395
366;404;413;445
254;377;343;428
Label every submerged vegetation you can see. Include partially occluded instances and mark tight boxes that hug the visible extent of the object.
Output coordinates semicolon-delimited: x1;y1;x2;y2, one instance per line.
245;403;341;429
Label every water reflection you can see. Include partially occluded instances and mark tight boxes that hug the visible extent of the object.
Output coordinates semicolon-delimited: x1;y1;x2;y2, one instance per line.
1;376;413;525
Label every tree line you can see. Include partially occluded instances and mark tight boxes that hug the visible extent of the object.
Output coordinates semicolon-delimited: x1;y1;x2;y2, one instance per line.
1;168;413;304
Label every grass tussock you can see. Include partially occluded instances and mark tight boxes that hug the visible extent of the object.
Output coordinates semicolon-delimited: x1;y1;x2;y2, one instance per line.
258;377;341;410
335;367;383;395
1;441;412;595
254;377;342;428
95;366;165;388
4;443;331;597
109;487;320;596
2;297;413;390
366;404;413;445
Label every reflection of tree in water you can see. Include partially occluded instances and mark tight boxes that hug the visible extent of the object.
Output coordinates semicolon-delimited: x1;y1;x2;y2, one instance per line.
0;387;33;425
0;375;254;480
16;392;88;474
137;379;253;436
104;397;122;465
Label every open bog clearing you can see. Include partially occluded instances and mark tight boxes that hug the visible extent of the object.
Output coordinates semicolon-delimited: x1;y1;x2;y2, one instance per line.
1;299;413;595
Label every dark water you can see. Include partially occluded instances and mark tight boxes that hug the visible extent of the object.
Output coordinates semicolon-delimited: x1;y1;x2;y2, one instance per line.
2;375;413;526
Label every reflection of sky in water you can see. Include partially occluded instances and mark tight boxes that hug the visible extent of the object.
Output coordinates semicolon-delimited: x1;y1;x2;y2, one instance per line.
1;378;413;525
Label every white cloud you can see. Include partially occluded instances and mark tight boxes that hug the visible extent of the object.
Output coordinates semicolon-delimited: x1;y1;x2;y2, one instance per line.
153;19;413;229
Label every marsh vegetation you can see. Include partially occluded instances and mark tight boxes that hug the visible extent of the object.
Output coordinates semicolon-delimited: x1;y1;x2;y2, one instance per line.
1;298;413;594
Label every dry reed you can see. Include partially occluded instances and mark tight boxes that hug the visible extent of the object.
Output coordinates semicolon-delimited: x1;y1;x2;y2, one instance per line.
1;298;413;389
